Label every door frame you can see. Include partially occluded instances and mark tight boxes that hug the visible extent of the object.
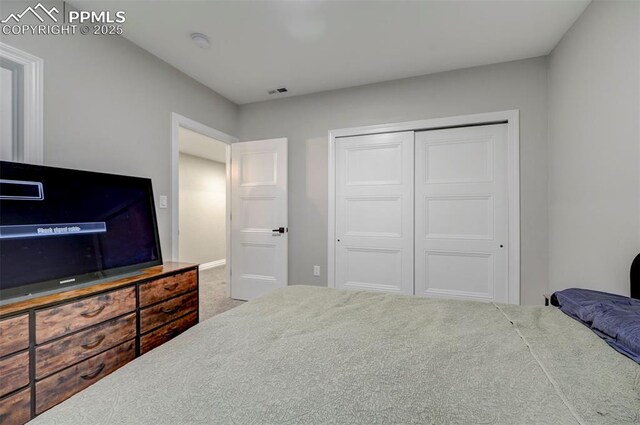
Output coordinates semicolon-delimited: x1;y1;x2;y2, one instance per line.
0;42;43;164
327;110;521;304
170;112;238;296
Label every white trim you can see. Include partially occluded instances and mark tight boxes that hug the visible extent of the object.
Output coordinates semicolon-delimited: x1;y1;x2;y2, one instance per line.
170;113;238;298
0;42;43;164
225;140;232;298
199;259;226;270
327;110;521;304
505;110;520;305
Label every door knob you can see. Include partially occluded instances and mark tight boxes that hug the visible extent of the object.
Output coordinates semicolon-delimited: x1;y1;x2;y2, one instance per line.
272;227;286;234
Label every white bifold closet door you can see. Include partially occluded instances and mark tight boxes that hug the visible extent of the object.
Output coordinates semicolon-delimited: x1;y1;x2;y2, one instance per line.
334;124;509;303
414;124;508;302
335;131;414;295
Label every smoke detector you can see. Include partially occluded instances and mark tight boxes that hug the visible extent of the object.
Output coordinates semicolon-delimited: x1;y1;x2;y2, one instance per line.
191;33;210;49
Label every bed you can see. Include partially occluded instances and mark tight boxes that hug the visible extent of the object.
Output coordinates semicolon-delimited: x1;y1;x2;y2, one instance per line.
31;286;639;425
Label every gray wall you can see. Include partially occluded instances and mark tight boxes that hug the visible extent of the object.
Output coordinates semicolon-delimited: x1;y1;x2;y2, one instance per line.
547;1;640;296
0;1;238;258
178;153;226;265
238;57;548;305
0;67;12;160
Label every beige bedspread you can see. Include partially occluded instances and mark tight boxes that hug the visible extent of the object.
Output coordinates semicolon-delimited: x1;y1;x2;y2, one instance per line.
31;286;640;424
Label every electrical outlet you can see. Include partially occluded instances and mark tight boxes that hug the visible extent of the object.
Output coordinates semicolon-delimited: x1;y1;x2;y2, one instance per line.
159;195;168;209
313;265;320;277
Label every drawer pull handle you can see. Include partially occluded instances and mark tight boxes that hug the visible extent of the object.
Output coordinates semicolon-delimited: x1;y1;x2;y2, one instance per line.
80;305;106;318
81;334;106;350
164;282;179;291
81;363;105;380
161;306;180;315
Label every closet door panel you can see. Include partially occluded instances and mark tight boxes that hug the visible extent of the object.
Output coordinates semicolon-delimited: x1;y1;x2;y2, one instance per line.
415;125;508;303
335;132;414;295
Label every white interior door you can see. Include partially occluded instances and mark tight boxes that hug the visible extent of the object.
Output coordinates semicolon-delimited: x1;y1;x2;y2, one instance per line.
230;138;287;300
335;132;414;295
415;124;508;303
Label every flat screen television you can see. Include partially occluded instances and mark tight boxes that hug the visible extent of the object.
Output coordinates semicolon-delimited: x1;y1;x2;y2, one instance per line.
0;161;162;301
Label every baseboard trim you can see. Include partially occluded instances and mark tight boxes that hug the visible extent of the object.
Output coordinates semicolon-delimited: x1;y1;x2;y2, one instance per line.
199;259;226;270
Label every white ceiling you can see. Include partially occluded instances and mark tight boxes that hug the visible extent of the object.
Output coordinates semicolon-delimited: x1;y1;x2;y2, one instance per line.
75;1;589;104
179;127;227;163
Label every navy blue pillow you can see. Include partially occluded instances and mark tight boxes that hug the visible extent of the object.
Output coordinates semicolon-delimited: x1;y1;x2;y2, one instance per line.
553;288;640;363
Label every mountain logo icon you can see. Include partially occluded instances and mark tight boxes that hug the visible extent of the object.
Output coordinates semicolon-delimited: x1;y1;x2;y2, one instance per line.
1;3;59;24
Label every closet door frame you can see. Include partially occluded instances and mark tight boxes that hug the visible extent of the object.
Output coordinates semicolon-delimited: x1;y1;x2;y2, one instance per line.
328;110;521;305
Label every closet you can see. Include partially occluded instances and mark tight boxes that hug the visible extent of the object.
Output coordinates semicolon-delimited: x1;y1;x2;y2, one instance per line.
333;122;511;303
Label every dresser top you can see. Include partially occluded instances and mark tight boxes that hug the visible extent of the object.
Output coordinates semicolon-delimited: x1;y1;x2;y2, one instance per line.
0;262;198;317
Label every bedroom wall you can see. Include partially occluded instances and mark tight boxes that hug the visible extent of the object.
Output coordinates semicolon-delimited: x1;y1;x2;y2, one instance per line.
0;67;12;160
547;1;640;296
178;154;226;265
0;1;238;258
238;57;548;305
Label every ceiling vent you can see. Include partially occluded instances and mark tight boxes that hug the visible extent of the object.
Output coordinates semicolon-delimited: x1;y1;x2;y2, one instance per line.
268;87;288;95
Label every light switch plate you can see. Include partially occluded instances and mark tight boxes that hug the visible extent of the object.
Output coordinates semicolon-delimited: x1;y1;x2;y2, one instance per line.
159;195;168;209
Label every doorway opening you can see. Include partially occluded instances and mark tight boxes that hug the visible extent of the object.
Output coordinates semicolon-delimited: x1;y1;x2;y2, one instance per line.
171;113;244;319
178;127;227;269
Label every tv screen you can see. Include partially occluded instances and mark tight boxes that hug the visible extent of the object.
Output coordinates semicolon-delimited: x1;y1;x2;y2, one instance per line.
0;161;162;301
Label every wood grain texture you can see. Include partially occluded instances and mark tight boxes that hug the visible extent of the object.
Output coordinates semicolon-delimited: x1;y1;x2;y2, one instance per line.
0;262;197;317
141;311;198;354
35;286;136;344
0;351;29;398
139;270;198;307
35;313;136;379
0;263;199;424
0;388;30;425
0;314;29;358
140;290;198;334
35;340;135;415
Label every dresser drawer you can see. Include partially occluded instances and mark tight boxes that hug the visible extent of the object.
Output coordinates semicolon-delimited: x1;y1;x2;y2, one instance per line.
140;290;198;334
36;286;136;344
36;340;135;415
0;388;31;425
0;351;29;398
141;311;198;354
139;270;197;307
0;314;29;358
36;312;136;379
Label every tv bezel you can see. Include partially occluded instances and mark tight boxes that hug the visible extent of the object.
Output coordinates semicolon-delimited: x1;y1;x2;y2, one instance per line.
0;161;163;302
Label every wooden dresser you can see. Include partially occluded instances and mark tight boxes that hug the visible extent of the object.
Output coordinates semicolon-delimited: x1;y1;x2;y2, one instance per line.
0;262;199;425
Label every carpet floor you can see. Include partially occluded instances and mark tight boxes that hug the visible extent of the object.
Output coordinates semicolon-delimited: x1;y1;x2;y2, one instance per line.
199;266;245;321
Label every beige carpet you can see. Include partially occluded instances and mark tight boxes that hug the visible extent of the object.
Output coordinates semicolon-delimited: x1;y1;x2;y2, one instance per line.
199;266;245;321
